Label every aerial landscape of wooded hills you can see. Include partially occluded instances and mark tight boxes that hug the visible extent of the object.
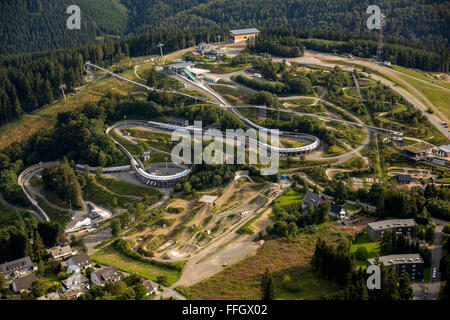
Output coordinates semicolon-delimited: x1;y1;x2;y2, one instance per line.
1;0;448;54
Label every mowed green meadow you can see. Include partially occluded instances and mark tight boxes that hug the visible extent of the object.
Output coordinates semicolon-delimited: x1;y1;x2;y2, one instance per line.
350;233;381;268
276;189;303;208
90;245;183;286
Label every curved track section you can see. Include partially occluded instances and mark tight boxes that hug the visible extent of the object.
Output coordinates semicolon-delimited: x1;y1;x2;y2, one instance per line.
111;119;319;156
18;162;54;222
85;62;402;138
87;62;321;154
85;62;321;154
107;122;192;187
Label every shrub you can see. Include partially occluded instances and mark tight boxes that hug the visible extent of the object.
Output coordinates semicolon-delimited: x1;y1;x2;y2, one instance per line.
157;275;169;286
355;246;369;260
175;286;192;299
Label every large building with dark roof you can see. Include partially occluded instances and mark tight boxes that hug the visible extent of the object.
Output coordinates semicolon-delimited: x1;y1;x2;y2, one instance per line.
367;219;416;242
0;256;37;278
394;174;411;184
367;254;424;280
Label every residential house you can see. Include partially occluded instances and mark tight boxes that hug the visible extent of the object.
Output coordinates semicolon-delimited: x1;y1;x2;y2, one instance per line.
61;288;86;300
91;266;121;286
367;253;424;280
47;245;78;260
66;253;92;270
37;292;61;300
329;203;346;219
12;273;36;293
0;256;37;279
142;280;158;296
301;191;324;210
62;274;90;292
367;219;416;242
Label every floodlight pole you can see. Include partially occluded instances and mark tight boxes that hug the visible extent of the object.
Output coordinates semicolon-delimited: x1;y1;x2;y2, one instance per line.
59;84;66;100
157;43;164;57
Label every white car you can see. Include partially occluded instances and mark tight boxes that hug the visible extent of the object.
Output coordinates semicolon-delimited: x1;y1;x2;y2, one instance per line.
432;268;437;278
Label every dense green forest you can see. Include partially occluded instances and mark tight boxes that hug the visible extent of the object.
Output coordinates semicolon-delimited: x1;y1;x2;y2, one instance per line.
0;1;448;128
0;29;216;126
1;0;448;55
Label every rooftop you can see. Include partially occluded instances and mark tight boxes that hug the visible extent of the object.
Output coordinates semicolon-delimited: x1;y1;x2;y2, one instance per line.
394;174;412;182
196;42;211;53
230;28;260;35
142;280;157;293
367;219;416;231
368;254;423;266
330;203;344;215
439;144;450;153
302;191;324;207
12;273;36;291
186;66;211;75
93;266;120;283
0;256;34;275
48;245;76;259
404;142;433;154
62;274;89;289
68;253;92;267
164;62;191;69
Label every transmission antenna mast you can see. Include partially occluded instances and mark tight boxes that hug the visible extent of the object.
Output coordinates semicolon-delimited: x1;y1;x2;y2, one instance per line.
376;14;385;62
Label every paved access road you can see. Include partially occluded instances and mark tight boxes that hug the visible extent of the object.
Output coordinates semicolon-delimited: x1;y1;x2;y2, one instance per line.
290;50;449;138
426;217;446;300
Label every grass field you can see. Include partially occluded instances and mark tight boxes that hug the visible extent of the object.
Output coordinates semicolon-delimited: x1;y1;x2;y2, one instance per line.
0;115;56;149
390;65;450;90
35;70;139;120
96;176;163;199
81;176;131;208
276;189;303;208
90;245;182;285
127;129;175;152
209;84;253;105
394;73;450;119
423;266;431;282
350;233;381;268
189;223;350;300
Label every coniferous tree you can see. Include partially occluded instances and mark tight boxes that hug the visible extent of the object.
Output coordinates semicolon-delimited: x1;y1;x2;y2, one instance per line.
261;268;276;300
398;273;413;300
33;231;46;262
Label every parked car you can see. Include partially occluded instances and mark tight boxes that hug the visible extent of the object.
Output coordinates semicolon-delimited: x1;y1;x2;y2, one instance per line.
432;268;437;279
